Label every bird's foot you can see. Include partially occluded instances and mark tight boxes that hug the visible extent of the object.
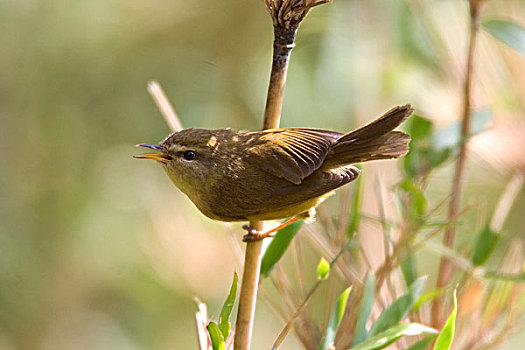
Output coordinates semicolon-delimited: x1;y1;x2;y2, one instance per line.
242;225;274;242
241;217;301;242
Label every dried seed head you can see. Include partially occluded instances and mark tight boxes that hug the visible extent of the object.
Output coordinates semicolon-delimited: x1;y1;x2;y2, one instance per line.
262;0;331;28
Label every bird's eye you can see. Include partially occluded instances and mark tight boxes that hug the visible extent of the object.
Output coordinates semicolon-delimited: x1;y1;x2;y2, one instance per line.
182;150;196;161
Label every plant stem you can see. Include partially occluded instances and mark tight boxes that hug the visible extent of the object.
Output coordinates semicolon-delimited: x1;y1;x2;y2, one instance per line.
263;24;299;129
235;221;264;350
432;0;482;328
233;22;299;350
147;80;183;132
271;239;353;349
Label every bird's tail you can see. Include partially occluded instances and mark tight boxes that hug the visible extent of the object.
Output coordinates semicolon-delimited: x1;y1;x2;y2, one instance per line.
323;105;413;168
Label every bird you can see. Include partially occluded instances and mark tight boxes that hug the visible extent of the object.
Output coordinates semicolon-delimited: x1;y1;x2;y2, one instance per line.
135;104;413;240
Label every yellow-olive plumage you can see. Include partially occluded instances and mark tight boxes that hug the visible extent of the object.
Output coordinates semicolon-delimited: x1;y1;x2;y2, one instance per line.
136;105;413;222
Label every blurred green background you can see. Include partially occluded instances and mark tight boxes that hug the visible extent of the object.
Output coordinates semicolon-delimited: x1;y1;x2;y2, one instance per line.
1;0;525;349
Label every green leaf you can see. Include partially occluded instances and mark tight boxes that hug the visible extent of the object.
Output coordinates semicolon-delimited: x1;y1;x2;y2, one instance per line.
483;19;525;56
401;254;417;287
349;323;437;350
403;115;434;177
207;321;225;350
348;171;363;237
400;179;427;224
406;115;433;141
429;147;453;169
471;225;499;266
412;288;445;312
368;276;426;337
433;290;457;350
405;335;437;350
260;221;303;277
317;257;330;280
218;272;238;339
319;287;352;350
353;274;375;346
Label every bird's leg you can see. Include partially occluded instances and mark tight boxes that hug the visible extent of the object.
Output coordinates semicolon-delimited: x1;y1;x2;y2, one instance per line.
242;217;300;242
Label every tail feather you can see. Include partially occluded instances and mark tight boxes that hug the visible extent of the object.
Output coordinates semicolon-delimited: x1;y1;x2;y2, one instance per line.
323;105;413;168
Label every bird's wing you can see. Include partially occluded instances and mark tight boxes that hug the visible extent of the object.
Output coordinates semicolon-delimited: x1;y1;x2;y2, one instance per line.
245;128;343;184
270;166;361;204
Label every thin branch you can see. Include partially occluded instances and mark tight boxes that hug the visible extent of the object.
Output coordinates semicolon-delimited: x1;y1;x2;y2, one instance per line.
272;239;354;349
234;2;329;348
432;0;483;328
490;172;524;232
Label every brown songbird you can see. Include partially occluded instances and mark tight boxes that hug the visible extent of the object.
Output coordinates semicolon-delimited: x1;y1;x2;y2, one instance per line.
136;104;412;240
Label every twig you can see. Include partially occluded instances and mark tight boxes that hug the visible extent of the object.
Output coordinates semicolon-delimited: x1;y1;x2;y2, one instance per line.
234;2;329;349
490;172;524;232
432;0;483;328
147;80;183;132
272;239;354;349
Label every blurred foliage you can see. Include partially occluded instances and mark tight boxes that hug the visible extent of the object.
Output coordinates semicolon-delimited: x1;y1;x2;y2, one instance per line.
1;0;525;349
433;290;457;350
319;287;351;350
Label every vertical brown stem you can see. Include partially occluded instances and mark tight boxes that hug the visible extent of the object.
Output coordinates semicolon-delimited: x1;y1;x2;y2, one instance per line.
234;23;299;350
432;1;482;328
263;24;299;129
235;221;264;350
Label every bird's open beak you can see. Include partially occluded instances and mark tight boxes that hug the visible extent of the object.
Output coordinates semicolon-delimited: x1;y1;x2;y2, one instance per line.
134;144;172;162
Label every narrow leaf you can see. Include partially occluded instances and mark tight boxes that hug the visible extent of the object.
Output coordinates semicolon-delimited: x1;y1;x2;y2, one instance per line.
207;321;225;350
218;272;238;338
433;289;457;350
319;287;352;350
401;254;417;287
405;335;437;350
403;115;433;177
412;288;445;312
406;115;433;141
353;274;375;346
260;221;303;277
471;225;499;266
483;271;525;281
348;171;363;236
317;257;330;280
400;179;427;224
483;19;525;56
368;276;427;337
349;323;437;350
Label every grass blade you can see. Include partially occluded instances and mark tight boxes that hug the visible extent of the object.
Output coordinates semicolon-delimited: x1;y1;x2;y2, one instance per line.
401;254;417;286
319;287;352;350
349;323;437;350
483;19;525;56
347;170;363;236
412;288;444;312
353;273;375;346
368;276;426;337
405;335;437;350
433;289;457;350
260;221;303;277
218;272;238;339
471;225;499;266
483;271;525;281
207;321;225;350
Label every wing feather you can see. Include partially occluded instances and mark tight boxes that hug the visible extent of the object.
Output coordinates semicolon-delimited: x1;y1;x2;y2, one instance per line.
245;128;342;184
